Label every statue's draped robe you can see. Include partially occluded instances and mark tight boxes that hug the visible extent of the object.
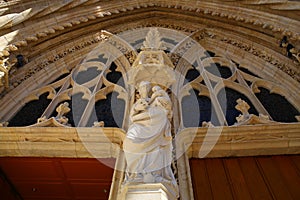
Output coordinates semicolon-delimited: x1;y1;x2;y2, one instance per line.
124;105;176;187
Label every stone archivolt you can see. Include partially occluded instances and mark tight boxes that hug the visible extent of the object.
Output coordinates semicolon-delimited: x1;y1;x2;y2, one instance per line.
1;1;299;56
0;1;299;97
10;31;110;89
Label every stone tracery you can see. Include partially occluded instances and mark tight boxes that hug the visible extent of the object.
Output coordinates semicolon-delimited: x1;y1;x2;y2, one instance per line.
0;0;299;97
1;27;299;127
0;2;299;198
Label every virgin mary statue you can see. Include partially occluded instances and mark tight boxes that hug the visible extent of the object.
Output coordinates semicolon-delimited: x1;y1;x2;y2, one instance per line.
123;81;178;194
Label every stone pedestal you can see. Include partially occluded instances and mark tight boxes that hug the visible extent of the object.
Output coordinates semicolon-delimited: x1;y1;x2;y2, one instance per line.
121;183;178;200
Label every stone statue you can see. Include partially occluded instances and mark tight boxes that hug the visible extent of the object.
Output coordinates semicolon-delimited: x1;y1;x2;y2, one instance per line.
124;81;178;195
149;85;172;120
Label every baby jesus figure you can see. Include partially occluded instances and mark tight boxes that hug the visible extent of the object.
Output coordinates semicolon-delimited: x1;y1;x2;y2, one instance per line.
149;86;172;119
130;98;150;123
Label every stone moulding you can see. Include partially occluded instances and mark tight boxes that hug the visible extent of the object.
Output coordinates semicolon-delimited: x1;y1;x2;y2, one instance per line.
0;123;299;159
176;123;300;159
0;127;125;158
1;0;299;66
1;124;299;200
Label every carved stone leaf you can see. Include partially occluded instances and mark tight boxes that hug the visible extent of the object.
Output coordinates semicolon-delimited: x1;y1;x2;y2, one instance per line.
141;28;166;51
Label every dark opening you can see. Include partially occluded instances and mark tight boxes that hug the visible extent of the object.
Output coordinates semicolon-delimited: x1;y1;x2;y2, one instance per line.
205;63;232;79
182;89;214;127
218;87;258;126
255;87;299;122
86;53;108;63
74;67;101;85
15;55;25;68
9;93;51;126
106;63;125;88
184;68;200;84
92;92;125;127
50;93;88;127
238;66;260;78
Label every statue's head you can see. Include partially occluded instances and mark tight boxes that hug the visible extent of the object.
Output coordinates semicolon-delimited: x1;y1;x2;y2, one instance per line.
152;85;162;92
135;98;149;111
138;81;151;98
139;81;150;88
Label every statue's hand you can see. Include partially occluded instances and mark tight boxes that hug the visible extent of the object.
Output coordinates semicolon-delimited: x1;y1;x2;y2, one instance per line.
131;112;151;122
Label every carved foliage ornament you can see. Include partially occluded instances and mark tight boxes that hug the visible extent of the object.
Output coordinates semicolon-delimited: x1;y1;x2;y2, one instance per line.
234;98;277;126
